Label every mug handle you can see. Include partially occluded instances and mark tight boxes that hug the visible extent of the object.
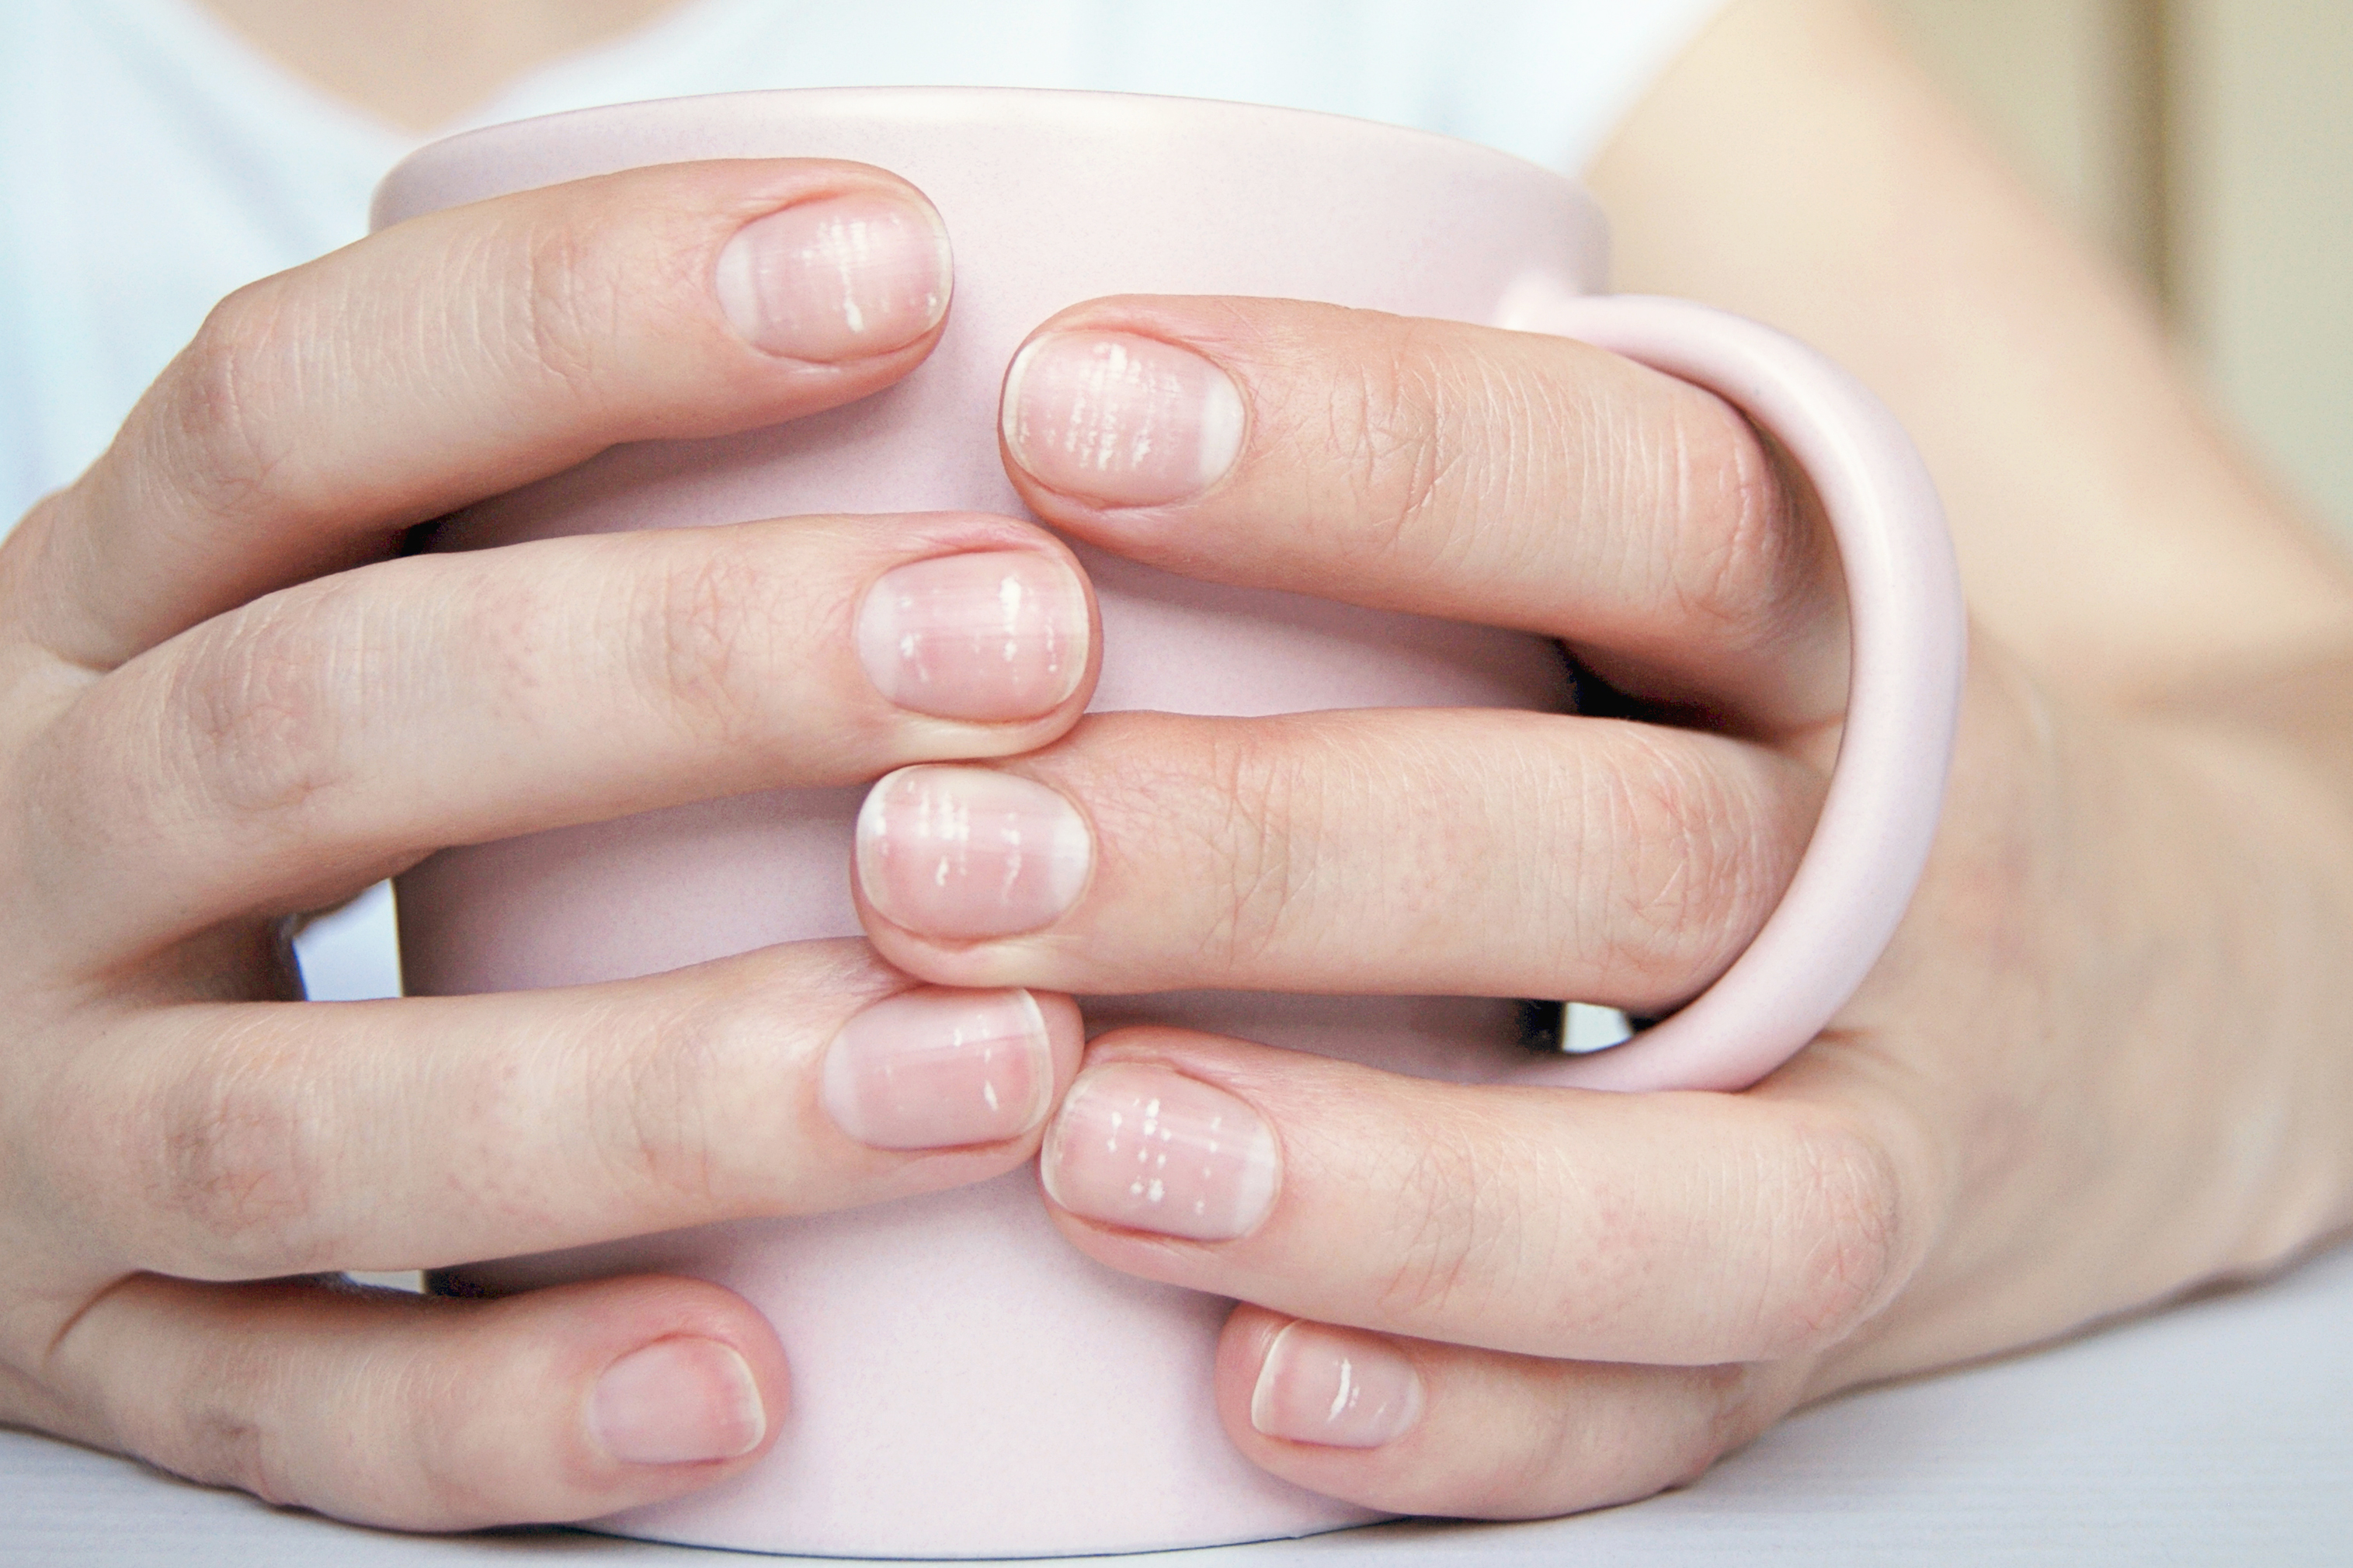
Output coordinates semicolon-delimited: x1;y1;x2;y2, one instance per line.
1494;283;1967;1093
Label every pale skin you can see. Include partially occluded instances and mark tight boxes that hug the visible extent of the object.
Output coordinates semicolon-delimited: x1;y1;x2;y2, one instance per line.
2;0;2350;1530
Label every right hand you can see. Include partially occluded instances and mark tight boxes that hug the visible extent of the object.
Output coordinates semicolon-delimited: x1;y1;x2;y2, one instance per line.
0;159;1096;1528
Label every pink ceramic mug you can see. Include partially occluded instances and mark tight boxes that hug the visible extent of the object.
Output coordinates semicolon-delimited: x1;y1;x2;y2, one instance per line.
373;87;1965;1557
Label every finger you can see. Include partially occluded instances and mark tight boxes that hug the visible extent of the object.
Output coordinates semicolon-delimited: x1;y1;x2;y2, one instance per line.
30;1272;787;1530
27;942;1079;1283
999;297;1848;733
12;158;954;671
29;513;1094;965
852;710;1819;1017
1211;1305;1803;1521
1034;1031;1938;1366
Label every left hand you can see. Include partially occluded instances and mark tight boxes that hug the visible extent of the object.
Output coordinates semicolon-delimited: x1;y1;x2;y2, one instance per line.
846;294;2353;1518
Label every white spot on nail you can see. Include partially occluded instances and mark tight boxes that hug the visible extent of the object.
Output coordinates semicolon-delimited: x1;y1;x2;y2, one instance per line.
1328;1357;1357;1423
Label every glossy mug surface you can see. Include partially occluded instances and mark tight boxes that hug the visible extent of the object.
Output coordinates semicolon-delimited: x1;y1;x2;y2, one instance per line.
374;88;1963;1558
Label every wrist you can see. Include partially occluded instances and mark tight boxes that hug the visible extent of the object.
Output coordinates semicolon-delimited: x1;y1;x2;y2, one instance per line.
2122;708;2353;1273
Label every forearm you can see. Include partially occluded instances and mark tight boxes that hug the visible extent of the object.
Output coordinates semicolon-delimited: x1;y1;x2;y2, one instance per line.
1591;0;2353;704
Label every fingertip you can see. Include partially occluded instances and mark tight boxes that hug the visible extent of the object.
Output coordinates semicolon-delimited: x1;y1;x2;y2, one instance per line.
46;1272;794;1532
445;1274;793;1516
589;1336;766;1466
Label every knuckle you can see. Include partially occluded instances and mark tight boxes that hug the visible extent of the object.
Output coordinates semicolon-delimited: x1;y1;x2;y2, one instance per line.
151;283;302;523
1660;395;1813;649
1195;729;1311;971
628;537;801;749
1315;330;1456;561
1593;737;1775;992
512;216;627;398
176;1388;291;1505
1371;1117;1512;1326
109;1354;278;1504
109;1299;315;1511
1753;1116;1910;1354
1078;722;1310;976
1667;1362;1764;1488
584;993;735;1210
135;1031;337;1274
164;588;360;826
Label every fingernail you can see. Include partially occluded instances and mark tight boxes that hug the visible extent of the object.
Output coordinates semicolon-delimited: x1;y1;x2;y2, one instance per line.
856;767;1090;940
1041;1062;1277;1241
716;193;951;360
1002;331;1246;506
822;987;1054;1149
590;1338;765;1465
855;551;1089;721
1250;1322;1425;1449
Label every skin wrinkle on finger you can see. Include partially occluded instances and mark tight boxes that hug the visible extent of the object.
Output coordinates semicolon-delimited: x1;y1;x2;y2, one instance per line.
1604;720;1818;996
1701;1107;1915;1361
1368;1111;1547;1334
636;530;796;757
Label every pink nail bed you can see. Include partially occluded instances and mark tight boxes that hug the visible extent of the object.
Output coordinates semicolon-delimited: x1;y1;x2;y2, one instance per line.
1002;330;1246;506
715;192;951;361
855;551;1089;720
856;766;1091;939
590;1337;766;1466
1249;1323;1424;1449
822;987;1053;1149
1041;1063;1278;1242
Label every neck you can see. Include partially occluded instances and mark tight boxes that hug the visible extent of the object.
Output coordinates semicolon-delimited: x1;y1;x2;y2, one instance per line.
198;0;686;132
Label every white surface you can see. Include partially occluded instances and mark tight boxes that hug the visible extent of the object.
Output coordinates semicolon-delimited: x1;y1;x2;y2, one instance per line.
6;1239;2350;1566
292;881;405;1001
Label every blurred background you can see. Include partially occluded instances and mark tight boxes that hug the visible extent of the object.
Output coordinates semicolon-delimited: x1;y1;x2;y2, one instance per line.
1883;0;2353;537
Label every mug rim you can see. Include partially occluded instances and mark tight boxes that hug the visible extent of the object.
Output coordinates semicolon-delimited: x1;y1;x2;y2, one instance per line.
374;83;1601;233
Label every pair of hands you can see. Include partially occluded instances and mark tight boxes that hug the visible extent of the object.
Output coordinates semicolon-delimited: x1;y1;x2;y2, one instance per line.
2;154;2345;1531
